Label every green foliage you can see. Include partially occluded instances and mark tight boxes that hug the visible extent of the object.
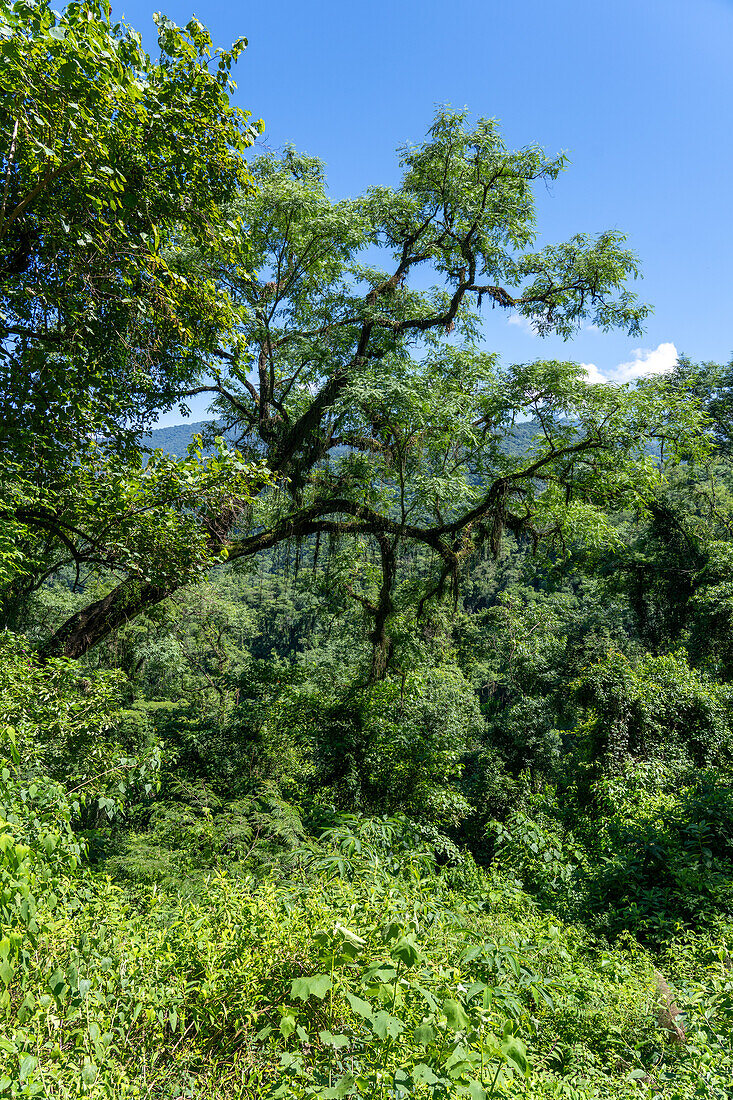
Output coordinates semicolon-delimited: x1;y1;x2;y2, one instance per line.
0;0;261;459
0;809;717;1099
1;441;272;610
0;0;274;652
32;105;712;662
1;600;733;1096
254;665;481;824
491;798;584;905
350;669;482;825
3;26;733;1095
108;785;306;888
573;648;733;770
0;632;159;805
576;765;733;940
0;633;119;781
0;753;82;947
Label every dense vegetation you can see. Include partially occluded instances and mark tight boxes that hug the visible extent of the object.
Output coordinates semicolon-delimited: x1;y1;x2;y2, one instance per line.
3;3;733;1097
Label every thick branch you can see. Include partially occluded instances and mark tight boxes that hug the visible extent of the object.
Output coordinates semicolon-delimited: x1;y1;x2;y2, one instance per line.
0;155;84;239
37;430;611;660
39;580;171;660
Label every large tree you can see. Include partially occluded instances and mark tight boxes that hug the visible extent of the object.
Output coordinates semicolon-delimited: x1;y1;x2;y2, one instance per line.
0;1;271;620
28;109;707;668
0;0;260;460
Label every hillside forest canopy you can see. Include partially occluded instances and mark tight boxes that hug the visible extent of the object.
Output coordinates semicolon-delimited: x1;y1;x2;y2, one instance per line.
3;3;733;1098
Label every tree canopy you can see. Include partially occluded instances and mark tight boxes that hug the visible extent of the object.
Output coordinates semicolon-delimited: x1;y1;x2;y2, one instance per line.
4;10;733;1097
22;107;709;666
0;0;270;632
0;0;261;461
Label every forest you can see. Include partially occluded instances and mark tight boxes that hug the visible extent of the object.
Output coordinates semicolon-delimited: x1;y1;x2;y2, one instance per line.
2;2;733;1097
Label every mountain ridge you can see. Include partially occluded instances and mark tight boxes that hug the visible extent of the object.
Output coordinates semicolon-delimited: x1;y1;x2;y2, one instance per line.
141;419;541;458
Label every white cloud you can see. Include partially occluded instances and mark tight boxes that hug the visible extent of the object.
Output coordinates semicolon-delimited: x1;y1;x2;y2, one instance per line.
615;342;679;382
581;342;678;385
580;361;607;385
507;313;539;336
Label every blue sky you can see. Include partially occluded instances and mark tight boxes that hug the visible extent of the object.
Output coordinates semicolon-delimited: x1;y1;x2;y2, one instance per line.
115;0;733;423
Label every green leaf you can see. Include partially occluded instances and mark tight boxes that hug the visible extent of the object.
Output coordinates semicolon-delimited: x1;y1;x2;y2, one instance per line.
501;1036;529;1077
319;1030;350;1049
290;974;331;1001
333;922;366;947
412;1063;439;1085
443;997;470;1031
466;981;488;1001
446;1045;477;1076
345;991;373;1019
391;934;421;968
279;1014;296;1039
382;921;402;942
467;1082;488;1100
370;1011;403;1039
80;1056;96;1082
414;1022;436;1045
18;1057;36;1083
320;1073;356;1098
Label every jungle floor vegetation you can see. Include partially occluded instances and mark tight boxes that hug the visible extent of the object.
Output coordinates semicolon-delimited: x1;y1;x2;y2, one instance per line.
3;2;733;1097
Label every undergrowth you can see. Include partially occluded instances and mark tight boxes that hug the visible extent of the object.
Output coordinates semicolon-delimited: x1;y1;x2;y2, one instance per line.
2;799;733;1099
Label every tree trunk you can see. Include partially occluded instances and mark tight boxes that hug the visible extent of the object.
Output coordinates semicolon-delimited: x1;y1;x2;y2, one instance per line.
39;579;170;661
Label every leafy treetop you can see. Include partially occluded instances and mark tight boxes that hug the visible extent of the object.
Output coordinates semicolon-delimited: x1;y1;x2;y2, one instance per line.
0;0;261;461
12;105;709;668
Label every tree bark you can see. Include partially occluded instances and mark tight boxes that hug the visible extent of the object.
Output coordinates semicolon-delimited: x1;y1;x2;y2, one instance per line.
39;579;171;661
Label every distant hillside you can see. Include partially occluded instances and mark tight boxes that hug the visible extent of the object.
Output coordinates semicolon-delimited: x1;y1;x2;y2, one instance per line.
142;419;544;458
140;421;231;457
501;420;541;456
